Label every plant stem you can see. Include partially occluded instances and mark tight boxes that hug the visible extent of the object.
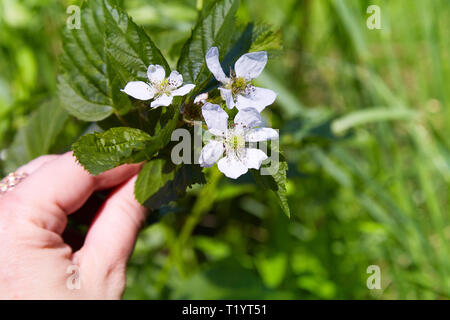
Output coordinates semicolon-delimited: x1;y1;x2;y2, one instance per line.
114;111;130;127
154;168;222;295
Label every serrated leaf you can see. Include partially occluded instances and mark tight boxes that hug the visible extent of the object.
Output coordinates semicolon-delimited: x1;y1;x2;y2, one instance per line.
72;127;152;175
135;159;206;209
3;100;69;172
177;0;239;89
73;105;179;175
103;0;170;89
252;158;290;218
58;75;113;121
58;0;114;121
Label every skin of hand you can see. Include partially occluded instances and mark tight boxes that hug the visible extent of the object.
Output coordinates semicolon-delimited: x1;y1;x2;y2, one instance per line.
0;152;147;299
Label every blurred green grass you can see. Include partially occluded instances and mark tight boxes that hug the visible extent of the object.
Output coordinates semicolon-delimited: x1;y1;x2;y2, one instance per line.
0;0;449;299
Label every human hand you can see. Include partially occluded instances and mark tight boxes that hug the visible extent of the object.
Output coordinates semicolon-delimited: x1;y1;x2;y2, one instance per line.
0;152;147;299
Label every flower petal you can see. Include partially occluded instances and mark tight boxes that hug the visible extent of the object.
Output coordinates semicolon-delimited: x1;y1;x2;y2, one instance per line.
202;102;228;136
172;84;195;97
244;148;268;170
151;94;173;108
206;47;228;83
194;92;209;105
121;81;155;100
234;51;267;80
168;70;183;88
199;140;224;168
234;107;263;129
219;88;235;109
217;156;248;179
246;127;279;142
147;64;166;84
236;87;277;112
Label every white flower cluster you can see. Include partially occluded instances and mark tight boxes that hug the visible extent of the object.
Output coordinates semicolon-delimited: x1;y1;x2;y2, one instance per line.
199;47;278;179
121;47;278;179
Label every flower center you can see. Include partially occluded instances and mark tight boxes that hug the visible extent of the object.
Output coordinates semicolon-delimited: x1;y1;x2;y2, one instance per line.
232;77;248;93
224;70;253;97
224;127;246;160
150;79;173;97
231;135;244;150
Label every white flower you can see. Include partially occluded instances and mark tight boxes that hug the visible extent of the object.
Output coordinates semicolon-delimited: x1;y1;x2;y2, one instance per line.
205;47;277;112
199;103;279;179
121;64;195;108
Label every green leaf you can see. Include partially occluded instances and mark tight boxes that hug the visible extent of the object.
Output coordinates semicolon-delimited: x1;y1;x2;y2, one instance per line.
103;0;170;92
58;0;114;121
249;24;283;53
72;127;152;175
177;0;239;89
134;159;175;204
135;159;206;209
73;104;179;176
3;100;69;172
58;75;113;122
252;156;290;218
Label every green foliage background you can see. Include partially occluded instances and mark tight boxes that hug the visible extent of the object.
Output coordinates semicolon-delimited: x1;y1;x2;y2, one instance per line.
1;0;449;299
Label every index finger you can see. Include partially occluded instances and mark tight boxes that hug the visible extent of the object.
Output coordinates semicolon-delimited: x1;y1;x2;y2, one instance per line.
8;152;141;233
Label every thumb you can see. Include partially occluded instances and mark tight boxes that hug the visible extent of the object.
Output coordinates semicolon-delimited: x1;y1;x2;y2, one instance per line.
75;175;147;290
